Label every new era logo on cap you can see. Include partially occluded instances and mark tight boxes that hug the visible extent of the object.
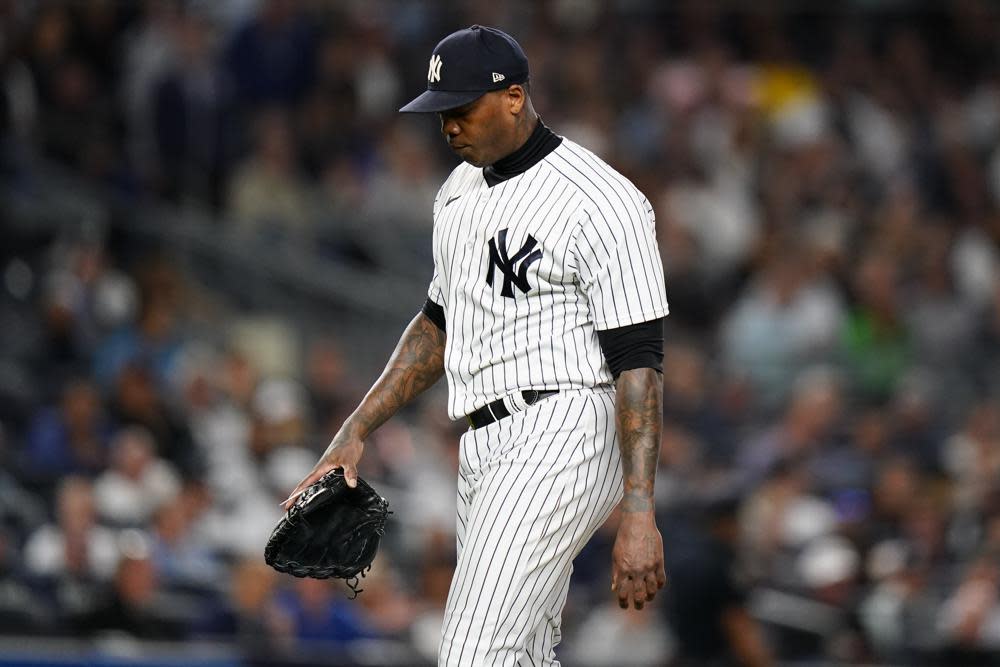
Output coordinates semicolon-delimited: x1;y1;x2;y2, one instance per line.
400;25;530;113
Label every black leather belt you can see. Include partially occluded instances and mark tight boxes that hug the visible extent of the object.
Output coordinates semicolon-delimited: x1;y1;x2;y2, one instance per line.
466;390;559;430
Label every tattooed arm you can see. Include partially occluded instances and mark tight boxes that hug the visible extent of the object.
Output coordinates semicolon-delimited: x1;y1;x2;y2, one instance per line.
610;367;667;610
283;312;445;506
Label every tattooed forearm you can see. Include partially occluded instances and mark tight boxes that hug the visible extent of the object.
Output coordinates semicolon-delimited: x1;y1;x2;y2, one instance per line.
345;312;445;439
615;367;663;513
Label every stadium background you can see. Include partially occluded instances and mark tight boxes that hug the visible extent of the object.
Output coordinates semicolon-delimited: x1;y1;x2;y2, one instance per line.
3;0;1000;665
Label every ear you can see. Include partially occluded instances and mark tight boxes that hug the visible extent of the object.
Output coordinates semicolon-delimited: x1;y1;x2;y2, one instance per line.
506;85;526;115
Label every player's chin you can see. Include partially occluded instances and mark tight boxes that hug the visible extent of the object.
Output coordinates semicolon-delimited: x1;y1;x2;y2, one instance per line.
451;145;484;166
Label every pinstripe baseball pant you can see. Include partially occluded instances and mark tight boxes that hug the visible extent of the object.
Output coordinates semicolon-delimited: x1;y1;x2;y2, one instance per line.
438;388;623;667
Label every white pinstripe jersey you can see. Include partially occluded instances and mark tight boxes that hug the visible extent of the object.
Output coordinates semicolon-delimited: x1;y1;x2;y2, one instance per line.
427;137;669;420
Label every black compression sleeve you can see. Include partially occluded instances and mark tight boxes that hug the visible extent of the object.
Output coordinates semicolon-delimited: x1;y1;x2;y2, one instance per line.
596;317;664;379
421;298;446;332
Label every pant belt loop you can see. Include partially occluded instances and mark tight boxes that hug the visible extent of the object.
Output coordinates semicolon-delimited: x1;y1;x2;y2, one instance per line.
504;391;530;414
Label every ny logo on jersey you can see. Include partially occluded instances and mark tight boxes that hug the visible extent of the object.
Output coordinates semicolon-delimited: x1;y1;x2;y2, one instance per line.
486;228;543;298
428;55;443;83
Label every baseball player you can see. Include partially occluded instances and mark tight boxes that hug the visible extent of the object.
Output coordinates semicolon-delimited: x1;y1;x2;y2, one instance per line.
285;25;669;666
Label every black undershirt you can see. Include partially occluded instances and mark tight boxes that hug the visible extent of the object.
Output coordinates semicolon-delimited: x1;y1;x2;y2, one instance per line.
420;118;663;380
422;299;446;331
482;119;562;187
596;318;664;378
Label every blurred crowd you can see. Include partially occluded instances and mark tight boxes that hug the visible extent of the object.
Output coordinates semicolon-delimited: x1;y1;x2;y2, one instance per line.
3;0;1000;665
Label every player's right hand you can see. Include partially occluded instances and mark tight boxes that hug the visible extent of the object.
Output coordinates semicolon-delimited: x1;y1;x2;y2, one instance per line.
611;510;667;611
281;430;364;510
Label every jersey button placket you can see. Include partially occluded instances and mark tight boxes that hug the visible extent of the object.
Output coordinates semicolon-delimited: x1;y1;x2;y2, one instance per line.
468;189;490;248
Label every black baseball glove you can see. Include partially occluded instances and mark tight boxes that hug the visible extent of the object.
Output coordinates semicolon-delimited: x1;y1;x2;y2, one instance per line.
265;468;390;597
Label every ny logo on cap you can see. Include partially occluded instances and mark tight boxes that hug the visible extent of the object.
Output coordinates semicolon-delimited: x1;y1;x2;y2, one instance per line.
428;55;443;83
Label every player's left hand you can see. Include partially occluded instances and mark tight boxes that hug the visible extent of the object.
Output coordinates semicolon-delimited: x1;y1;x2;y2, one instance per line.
611;511;666;610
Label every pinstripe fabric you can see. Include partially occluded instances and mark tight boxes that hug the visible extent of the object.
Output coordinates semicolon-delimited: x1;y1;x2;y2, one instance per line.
428;137;669;420
438;389;623;666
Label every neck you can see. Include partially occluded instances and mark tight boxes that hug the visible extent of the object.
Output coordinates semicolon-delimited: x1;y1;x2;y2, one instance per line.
508;112;539;155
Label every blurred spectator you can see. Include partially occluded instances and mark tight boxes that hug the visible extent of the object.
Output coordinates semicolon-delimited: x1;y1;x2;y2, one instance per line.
810;408;889;496
738;367;842;484
664;493;773;667
153;8;232;207
251;377;317;508
657;212;720;332
219;348;259;410
655;425;709;510
720;247;845;408
0;422;49;633
303;336;356;433
224;0;317;109
841;250;911;402
186;356;258;506
866;459;924;549
227;108;312;241
276;576;384;644
779;535;865;662
120;0;182;183
93;426;181;527
943;402;1000;511
657;138;760;283
0;525;50;634
23;476;119;581
108;362;199;477
361;122;441;263
226;558;294;656
40;240;138;381
0;15;38;144
859;540;938;662
741;461;837;579
24;4;105;166
71;534;189;640
92;259;185;391
313;155;373;263
374;397;459;559
250;377;310;458
888;370;948;473
23;378;111;483
410;532;456;662
951;221;1000;309
0;424;46;542
938;556;1000;663
195;391;285;558
149;484;222;589
566;603;673;666
353;557;418;638
661;341;737;466
907;227;977;382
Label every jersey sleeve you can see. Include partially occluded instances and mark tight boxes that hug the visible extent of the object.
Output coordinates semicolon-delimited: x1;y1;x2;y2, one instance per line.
573;191;669;330
427;184;448;308
427;268;446;306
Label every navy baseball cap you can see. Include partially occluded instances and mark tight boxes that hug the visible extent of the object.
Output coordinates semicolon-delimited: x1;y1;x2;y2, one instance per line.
399;25;529;113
